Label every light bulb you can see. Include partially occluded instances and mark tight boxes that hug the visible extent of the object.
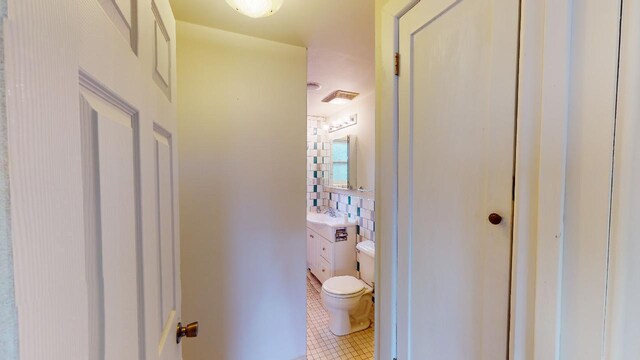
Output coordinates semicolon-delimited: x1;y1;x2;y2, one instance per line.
225;0;283;18
328;98;350;105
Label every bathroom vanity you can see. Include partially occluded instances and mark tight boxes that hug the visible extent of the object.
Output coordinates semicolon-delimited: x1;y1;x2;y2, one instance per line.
306;212;357;283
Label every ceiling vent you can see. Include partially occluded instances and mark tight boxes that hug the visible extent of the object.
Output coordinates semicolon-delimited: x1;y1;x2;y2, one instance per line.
307;82;322;91
322;90;360;105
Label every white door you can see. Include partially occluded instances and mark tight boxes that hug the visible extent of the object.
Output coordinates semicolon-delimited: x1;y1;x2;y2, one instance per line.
397;0;519;358
605;0;640;357
6;0;189;359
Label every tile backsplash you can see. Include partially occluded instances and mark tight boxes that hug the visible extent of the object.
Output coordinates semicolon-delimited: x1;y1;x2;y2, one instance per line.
307;116;376;242
327;191;375;242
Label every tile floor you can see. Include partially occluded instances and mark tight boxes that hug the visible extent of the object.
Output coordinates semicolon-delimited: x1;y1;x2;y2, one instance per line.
306;273;374;360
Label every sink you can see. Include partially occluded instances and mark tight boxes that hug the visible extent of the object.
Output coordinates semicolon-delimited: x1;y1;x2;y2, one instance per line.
306;211;358;284
307;211;354;228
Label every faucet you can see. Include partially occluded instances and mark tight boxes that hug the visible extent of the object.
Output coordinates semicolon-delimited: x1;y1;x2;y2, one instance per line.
324;207;337;218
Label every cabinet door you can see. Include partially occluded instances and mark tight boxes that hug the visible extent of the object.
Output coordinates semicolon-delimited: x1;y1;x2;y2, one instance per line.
307;229;319;274
307;228;314;271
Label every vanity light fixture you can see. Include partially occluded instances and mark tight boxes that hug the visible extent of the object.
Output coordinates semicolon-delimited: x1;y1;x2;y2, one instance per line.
225;0;283;18
328;114;358;133
322;90;359;105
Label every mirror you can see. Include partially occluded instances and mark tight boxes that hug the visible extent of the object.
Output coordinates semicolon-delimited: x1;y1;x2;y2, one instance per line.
331;135;357;189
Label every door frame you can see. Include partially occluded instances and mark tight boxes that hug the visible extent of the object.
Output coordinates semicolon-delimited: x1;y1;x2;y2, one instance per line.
376;0;572;359
0;1;18;359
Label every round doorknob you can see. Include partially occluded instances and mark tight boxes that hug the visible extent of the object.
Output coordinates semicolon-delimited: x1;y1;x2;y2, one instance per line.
488;213;503;225
176;321;199;343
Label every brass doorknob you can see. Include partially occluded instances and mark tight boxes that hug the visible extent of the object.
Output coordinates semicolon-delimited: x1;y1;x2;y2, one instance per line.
488;213;503;225
176;322;199;343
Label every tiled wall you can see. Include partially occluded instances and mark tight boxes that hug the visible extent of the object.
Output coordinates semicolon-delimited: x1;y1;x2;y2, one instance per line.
307;116;376;243
307;116;331;209
327;192;376;242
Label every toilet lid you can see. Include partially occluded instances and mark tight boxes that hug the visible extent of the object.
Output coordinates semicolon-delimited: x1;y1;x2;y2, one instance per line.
323;276;365;296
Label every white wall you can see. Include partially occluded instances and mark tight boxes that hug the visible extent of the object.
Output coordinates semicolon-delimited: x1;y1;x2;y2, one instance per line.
176;21;307;360
327;91;375;191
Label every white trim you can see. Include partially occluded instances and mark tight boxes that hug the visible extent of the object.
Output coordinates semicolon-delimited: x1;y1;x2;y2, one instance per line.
604;0;640;356
509;0;546;358
376;1;419;359
0;1;18;358
531;0;572;358
378;0;573;358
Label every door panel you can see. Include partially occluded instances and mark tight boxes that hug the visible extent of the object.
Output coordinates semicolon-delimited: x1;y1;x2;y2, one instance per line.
154;127;181;360
97;107;141;360
397;0;519;358
80;82;144;360
97;0;138;51
6;0;180;359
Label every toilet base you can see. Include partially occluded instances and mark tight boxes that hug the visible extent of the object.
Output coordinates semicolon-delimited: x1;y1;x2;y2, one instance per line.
325;292;373;336
328;316;370;336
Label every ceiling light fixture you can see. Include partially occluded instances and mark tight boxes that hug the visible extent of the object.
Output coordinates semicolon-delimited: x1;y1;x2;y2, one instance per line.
225;0;283;18
322;90;359;105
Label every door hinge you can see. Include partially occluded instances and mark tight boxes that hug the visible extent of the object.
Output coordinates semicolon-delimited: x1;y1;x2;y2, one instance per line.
394;52;400;76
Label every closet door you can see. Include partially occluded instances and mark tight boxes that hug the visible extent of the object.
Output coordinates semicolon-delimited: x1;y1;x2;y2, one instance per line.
396;0;519;358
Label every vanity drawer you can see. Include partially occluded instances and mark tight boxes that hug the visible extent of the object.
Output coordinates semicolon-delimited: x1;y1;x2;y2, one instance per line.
307;228;320;242
317;257;332;283
319;238;333;262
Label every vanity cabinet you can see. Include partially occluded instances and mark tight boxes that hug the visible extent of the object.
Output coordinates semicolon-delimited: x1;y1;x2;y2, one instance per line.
306;223;357;284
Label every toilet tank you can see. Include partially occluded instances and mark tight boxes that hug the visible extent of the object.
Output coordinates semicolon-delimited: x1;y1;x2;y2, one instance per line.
356;240;375;287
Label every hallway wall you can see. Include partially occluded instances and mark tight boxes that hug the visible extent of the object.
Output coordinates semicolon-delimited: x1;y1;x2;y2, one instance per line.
176;21;307;360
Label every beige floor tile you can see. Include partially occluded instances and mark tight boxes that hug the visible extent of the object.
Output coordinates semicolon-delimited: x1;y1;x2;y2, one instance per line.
306;273;374;360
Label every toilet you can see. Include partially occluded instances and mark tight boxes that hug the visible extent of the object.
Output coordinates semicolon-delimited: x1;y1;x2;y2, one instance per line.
321;240;375;336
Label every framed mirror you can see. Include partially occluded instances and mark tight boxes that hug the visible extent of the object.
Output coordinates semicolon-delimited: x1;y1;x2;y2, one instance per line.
331;135;357;189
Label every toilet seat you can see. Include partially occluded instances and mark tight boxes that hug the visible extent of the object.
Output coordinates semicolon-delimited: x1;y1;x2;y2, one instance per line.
322;276;367;297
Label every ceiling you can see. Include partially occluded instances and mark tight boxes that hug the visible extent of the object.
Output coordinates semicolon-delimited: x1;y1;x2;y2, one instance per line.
169;0;375;117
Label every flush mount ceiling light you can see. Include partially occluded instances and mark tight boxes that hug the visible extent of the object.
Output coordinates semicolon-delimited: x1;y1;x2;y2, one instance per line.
225;0;283;18
322;90;359;105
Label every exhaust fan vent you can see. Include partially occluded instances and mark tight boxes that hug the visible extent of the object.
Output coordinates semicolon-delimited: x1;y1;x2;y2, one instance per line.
322;90;360;105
